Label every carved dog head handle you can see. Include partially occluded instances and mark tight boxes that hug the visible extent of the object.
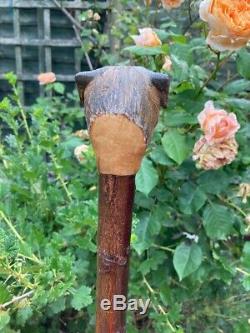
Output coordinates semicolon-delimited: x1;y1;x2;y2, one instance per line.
75;66;170;176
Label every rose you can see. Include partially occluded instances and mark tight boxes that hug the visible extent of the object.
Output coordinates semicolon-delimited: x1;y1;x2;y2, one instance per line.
132;28;162;47
198;101;240;143
193;136;238;170
37;72;56;85
74;144;89;163
93;13;101;21
161;0;185;10
162;56;172;71
199;0;250;51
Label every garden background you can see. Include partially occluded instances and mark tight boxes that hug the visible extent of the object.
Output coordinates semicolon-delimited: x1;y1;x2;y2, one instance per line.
0;0;250;332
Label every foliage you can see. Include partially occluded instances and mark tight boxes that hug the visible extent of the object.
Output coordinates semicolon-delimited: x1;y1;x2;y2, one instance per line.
0;1;250;332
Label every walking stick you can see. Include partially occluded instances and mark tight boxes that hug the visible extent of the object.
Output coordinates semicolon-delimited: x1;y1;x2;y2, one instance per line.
76;66;169;333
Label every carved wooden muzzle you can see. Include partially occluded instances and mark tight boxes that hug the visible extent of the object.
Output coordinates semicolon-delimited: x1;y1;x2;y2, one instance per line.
75;66;169;176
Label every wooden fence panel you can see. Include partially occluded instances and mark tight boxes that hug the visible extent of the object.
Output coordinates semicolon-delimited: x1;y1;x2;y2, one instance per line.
0;0;107;104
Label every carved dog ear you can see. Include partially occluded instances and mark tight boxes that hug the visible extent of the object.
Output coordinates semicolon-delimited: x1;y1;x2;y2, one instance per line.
75;68;106;105
150;72;170;108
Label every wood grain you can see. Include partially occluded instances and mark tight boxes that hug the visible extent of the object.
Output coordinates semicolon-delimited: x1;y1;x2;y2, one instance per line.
96;174;135;333
75;66;170;333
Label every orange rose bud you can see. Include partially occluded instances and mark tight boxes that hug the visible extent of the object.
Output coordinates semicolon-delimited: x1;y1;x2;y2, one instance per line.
162;56;172;71
132;28;162;47
162;0;185;10
199;0;250;51
37;72;56;85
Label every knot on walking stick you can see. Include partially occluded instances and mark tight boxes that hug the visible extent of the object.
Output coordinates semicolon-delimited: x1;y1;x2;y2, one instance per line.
76;66;169;176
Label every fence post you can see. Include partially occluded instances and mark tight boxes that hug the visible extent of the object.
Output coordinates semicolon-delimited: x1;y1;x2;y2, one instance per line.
76;66;170;333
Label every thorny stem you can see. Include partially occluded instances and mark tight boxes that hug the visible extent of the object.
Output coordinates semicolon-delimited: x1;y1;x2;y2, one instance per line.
143;277;176;332
236;267;250;277
217;195;247;218
18;253;42;265
0;291;34;310
188;0;192;25
0;210;42;264
198;51;234;95
14;86;32;141
0;210;24;243
1;264;35;290
152;243;175;253
198;51;221;95
51;155;73;202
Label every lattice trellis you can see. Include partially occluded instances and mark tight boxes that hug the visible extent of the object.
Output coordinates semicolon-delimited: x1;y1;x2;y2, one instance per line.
0;0;107;104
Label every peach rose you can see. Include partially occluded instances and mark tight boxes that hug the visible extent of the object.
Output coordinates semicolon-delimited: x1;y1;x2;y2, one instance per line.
93;13;101;21
162;56;172;71
37;72;56;85
193;136;238;170
198;101;240;143
74;129;89;140
199;0;250;51
74;144;89;163
132;28;162;47
162;0;185;10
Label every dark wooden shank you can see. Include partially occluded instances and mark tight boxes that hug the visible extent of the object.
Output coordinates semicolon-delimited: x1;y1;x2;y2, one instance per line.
96;174;135;333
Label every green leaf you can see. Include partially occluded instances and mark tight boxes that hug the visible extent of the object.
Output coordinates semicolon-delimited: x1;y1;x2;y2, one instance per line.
225;97;250;111
243;277;250;291
171;34;187;44
4;72;17;86
223;79;250;95
171;55;189;81
237;49;250;79
133;214;151;255
198;170;229;194
16;307;33;327
123;45;165;56
174;81;195;94
71;286;92;311
242;243;250;270
139;251;166;275
203;204;234;240
164;110;196;127
53;82;65;94
173;242;202;280
0;311;10;330
136;158;159;196
150;146;173;166
0;284;11;304
179;183;207;215
162;130;190;165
